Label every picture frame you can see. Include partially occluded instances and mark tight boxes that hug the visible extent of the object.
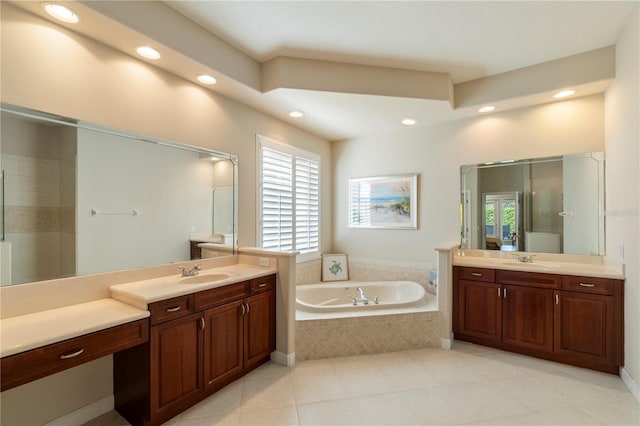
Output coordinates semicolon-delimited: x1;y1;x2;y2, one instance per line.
321;254;349;282
348;174;418;229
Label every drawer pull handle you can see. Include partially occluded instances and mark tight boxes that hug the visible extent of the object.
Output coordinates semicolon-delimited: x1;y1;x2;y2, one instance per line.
166;306;181;313
471;273;483;277
60;349;84;359
246;303;250;314
498;288;501;297
556;294;559;304
200;317;205;330
579;283;596;288
241;303;246;316
257;283;268;288
503;288;507;298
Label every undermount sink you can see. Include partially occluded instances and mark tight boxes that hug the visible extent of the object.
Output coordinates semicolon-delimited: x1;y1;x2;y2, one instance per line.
179;273;231;285
502;261;560;270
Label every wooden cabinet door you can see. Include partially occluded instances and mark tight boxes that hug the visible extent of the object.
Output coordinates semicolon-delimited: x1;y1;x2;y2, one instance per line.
457;280;502;342
502;285;554;352
554;291;614;362
203;300;244;392
244;291;275;370
150;313;203;417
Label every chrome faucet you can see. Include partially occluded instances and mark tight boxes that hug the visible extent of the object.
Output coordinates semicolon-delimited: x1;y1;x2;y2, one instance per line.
514;254;533;263
178;264;201;277
357;287;369;305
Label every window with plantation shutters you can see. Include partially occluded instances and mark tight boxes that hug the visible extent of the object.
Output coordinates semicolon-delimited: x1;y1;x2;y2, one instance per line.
257;135;320;254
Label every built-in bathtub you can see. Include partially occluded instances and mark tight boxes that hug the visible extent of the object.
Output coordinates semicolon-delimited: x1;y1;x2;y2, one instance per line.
296;280;427;313
295;280;440;360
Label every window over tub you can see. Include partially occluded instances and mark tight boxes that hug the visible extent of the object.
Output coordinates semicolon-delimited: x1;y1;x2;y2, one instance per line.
256;135;320;257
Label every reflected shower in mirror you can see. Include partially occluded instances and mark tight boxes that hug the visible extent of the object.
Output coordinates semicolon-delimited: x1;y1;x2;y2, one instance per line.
0;104;238;286
461;152;605;255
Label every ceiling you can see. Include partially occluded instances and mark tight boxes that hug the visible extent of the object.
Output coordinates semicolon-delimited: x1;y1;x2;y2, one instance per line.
11;1;638;141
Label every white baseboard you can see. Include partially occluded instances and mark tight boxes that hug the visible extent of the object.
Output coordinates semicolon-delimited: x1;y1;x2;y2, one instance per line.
620;367;640;402
440;336;452;350
44;395;113;426
271;351;296;366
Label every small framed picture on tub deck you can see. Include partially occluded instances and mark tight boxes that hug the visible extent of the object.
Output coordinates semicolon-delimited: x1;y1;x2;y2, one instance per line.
322;254;349;282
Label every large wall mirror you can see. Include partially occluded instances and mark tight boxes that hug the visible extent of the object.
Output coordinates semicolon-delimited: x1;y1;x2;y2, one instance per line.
461;152;605;255
0;104;238;286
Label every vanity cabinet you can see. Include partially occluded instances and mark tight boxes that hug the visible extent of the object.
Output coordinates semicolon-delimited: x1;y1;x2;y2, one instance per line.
453;266;623;374
114;274;276;426
150;312;203;418
554;275;622;367
455;270;502;342
190;241;202;260
1;319;149;391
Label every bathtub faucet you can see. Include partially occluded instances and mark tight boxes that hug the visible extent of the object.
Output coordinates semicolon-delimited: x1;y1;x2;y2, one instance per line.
357;287;369;305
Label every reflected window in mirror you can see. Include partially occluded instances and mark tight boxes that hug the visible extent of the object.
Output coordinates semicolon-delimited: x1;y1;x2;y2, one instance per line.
461;152;605;256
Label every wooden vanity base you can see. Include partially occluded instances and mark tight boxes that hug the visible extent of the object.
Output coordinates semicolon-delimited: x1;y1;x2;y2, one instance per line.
453;266;624;375
114;274;276;426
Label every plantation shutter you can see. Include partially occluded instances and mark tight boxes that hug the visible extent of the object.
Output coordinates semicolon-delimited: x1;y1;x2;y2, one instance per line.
261;147;294;251
295;156;319;252
258;136;320;254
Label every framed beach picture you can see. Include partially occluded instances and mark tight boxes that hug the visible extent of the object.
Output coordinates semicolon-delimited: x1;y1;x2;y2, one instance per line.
322;254;349;281
348;174;418;229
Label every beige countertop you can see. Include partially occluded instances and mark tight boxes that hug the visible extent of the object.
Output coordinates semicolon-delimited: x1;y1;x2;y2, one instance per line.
0;299;149;358
110;263;277;309
190;233;225;243
453;255;625;279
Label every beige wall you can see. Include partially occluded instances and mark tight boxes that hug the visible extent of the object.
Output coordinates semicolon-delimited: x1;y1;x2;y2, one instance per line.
0;3;332;253
0;4;331;424
605;5;640;394
333;94;605;262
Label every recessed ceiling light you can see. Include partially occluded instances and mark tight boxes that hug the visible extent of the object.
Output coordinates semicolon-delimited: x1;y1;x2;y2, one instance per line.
478;106;496;113
136;46;161;60
553;90;576;99
42;2;79;23
197;75;217;85
401;118;416;126
289;110;304;118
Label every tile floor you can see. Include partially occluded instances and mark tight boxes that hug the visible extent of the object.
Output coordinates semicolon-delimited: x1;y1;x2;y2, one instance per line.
85;342;639;426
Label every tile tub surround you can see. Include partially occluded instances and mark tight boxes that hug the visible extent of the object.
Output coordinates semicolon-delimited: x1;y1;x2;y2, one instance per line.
89;341;639;426
295;311;441;360
295;257;441;360
296;256;438;293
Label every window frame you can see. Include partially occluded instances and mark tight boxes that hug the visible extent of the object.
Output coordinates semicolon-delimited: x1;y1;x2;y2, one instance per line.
256;134;320;259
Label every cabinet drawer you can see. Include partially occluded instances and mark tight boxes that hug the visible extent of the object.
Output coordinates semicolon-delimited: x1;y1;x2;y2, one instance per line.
195;281;249;311
149;295;194;325
457;267;495;282
562;276;617;295
497;270;561;289
1;319;149;391
250;275;275;295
